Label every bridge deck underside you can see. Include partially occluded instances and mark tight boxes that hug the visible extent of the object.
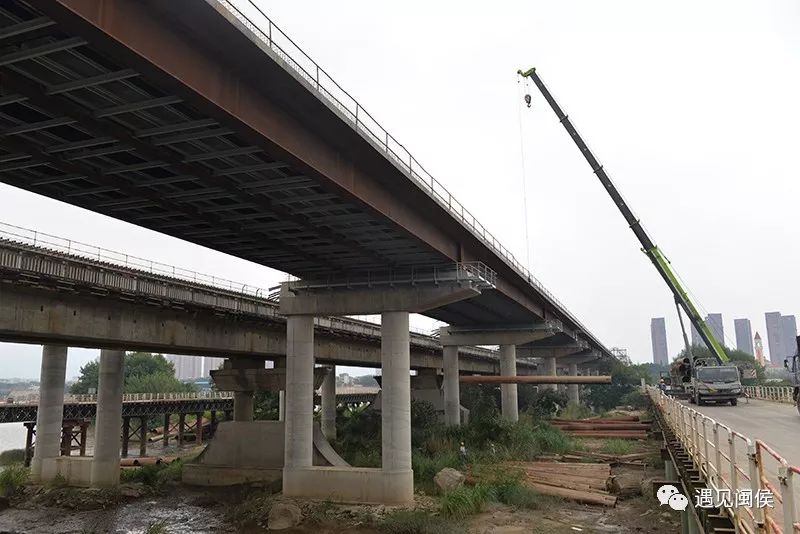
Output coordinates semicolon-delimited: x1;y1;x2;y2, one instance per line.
0;1;531;327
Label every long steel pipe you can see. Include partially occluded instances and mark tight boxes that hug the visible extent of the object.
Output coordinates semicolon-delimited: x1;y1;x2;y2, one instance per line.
459;375;611;385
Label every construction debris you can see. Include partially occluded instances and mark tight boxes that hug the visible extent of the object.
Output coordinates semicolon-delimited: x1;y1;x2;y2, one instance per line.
551;416;652;440
503;461;617;507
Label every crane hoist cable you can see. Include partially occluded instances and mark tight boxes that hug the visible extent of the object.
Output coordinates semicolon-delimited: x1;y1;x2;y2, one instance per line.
516;73;533;270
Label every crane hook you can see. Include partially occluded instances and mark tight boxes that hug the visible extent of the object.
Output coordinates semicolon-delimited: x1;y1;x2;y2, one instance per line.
524;93;532;108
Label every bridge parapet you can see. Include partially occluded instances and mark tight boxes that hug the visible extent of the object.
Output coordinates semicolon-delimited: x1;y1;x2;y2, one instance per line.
743;386;797;405
650;388;799;533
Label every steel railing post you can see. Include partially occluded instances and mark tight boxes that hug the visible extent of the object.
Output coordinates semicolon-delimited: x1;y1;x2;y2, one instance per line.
778;466;796;534
702;418;711;478
729;433;739;527
748;442;765;532
713;423;722;488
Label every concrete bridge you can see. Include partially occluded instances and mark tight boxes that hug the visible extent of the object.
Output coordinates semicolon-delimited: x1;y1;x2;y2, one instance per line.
0;0;615;503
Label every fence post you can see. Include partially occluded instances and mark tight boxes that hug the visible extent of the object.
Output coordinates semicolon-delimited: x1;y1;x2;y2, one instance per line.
748;442;764;532
778;465;796;534
702;418;711;478
712;423;722;487
728;434;738;526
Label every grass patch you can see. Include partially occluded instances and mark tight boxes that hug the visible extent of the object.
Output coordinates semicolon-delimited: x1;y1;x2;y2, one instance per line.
0;449;25;466
380;510;463;534
601;439;634;456
559;402;592;420
439;484;494;519
0;463;29;497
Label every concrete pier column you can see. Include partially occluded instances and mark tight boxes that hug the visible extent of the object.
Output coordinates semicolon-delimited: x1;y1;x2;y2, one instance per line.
568;363;580;404
284;315;315;469
321;365;336;440
443;346;460;426
90;349;125;488
30;345;68;482
381;311;412;476
233;391;254;422
499;345;519;422
543;357;557;391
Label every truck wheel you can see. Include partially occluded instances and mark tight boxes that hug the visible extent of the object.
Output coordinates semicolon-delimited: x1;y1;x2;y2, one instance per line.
695;393;702;406
730;398;738;406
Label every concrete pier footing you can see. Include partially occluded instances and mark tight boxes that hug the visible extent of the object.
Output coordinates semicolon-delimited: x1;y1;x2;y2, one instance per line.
90;349;125;488
499;345;519;422
30;345;68;482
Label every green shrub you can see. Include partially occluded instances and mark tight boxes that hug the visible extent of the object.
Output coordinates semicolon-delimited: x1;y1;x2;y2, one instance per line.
0;449;26;466
412;450;460;489
119;459;183;489
619;390;648;409
494;480;540;510
0;463;29;497
440;484;494;519
380;510;463;534
559;402;592;420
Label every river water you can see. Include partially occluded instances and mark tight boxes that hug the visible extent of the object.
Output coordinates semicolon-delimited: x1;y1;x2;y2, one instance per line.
0;422;27;455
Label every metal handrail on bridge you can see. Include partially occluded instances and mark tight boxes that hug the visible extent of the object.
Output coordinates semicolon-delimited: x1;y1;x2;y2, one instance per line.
214;0;609;355
650;388;799;533
744;386;797;405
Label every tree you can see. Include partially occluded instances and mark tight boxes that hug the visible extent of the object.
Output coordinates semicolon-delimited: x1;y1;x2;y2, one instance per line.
70;352;197;394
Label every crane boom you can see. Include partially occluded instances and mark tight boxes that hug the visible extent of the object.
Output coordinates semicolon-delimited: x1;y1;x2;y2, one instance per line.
518;67;728;364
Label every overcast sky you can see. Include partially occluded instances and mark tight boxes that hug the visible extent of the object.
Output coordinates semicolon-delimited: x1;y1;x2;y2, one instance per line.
1;0;798;379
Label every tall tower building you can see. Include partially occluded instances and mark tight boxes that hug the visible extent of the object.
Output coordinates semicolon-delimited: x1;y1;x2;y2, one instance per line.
650;318;669;365
765;312;785;365
690;323;703;347
203;357;225;377
734;318;754;355
165;354;202;380
706;313;724;346
782;315;797;358
754;332;765;367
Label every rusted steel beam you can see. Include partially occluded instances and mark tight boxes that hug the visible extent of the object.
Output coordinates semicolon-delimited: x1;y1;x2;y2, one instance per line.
459;375;611;385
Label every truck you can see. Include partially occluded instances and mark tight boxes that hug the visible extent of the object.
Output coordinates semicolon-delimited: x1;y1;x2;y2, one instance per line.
517;67;740;404
784;335;800;415
687;360;742;406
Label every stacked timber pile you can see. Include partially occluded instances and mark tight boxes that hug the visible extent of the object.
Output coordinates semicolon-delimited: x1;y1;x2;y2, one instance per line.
551;415;651;440
504;461;617;507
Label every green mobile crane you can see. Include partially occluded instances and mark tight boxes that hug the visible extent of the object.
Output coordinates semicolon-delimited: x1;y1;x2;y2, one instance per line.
518;68;742;405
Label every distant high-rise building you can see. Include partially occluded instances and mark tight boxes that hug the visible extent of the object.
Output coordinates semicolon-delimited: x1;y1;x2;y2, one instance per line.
765;312;785;365
650;318;669;366
690;323;703;346
166;354;202;380
754;332;765;367
734;319;754;355
202;357;225;377
706;313;724;346
782;315;798;360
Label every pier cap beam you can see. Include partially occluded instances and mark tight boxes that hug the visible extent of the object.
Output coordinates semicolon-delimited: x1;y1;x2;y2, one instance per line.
437;320;562;347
